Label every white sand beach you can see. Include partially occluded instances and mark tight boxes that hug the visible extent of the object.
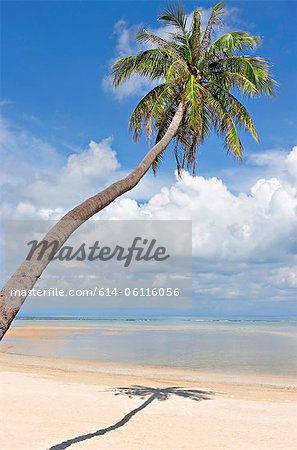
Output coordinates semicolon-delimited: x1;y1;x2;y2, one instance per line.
1;337;297;450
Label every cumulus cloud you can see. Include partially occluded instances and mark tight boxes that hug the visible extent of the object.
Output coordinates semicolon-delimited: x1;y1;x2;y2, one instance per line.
286;146;297;184
1;138;120;219
0;117;173;219
102;156;297;265
1;117;297;263
99;145;297;305
1;115;296;306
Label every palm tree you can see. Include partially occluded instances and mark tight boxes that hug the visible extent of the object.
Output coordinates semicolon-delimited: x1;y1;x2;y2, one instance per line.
0;1;275;339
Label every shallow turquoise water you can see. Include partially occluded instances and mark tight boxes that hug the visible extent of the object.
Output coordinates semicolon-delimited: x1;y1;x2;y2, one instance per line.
2;317;297;376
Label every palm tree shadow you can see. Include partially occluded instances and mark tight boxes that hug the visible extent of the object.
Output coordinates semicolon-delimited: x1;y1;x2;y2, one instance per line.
48;385;214;450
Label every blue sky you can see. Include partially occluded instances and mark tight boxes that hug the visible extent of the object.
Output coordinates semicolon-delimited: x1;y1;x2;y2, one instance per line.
1;1;297;317
2;0;297;174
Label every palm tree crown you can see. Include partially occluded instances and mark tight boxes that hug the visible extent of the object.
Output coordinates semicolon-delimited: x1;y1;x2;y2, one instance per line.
112;1;275;175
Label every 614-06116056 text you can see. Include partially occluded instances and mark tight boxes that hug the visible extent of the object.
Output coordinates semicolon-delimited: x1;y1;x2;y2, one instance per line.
9;287;181;298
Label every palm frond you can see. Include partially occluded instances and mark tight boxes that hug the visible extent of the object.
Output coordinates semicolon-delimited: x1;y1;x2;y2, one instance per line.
213;32;260;54
211;87;259;141
112;49;174;87
191;82;243;159
184;75;202;131
201;1;224;51
159;4;188;33
150;84;176;122
159;4;191;53
129;84;166;141
223;118;243;159
136;29;186;61
208;55;276;96
152;151;165;174
189;8;202;64
201;32;261;65
166;59;191;87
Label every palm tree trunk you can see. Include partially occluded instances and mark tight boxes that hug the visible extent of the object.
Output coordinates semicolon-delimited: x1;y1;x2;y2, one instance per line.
0;102;184;340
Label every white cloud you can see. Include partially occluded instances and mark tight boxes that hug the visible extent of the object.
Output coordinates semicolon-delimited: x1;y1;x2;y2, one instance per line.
26;138;119;205
248;149;288;169
1;115;296;304
98;145;297;304
65;138;119;178
101;158;297;265
272;266;297;289
213;147;297;194
2;117;297;266
101;18;160;100
113;19;141;56
0;117;173;218
285;146;297;184
102;73;156;101
1;137;120;218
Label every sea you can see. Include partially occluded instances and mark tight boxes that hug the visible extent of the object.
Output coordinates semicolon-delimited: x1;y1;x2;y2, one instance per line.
1;317;297;377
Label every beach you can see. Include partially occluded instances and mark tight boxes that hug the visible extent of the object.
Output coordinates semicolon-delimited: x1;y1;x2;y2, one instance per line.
1;1;297;449
1;352;296;450
0;320;296;449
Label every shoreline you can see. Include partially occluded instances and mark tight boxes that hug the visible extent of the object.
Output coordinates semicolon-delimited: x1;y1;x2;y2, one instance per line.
2;322;296;385
1;351;296;397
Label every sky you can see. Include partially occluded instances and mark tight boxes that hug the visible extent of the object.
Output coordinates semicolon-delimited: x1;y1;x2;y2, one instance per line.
0;1;297;318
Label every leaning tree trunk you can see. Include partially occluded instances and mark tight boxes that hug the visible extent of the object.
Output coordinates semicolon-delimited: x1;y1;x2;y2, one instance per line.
0;103;184;339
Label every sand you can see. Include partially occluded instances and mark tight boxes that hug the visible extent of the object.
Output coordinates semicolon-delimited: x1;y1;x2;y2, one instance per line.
0;346;297;450
1;324;297;449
